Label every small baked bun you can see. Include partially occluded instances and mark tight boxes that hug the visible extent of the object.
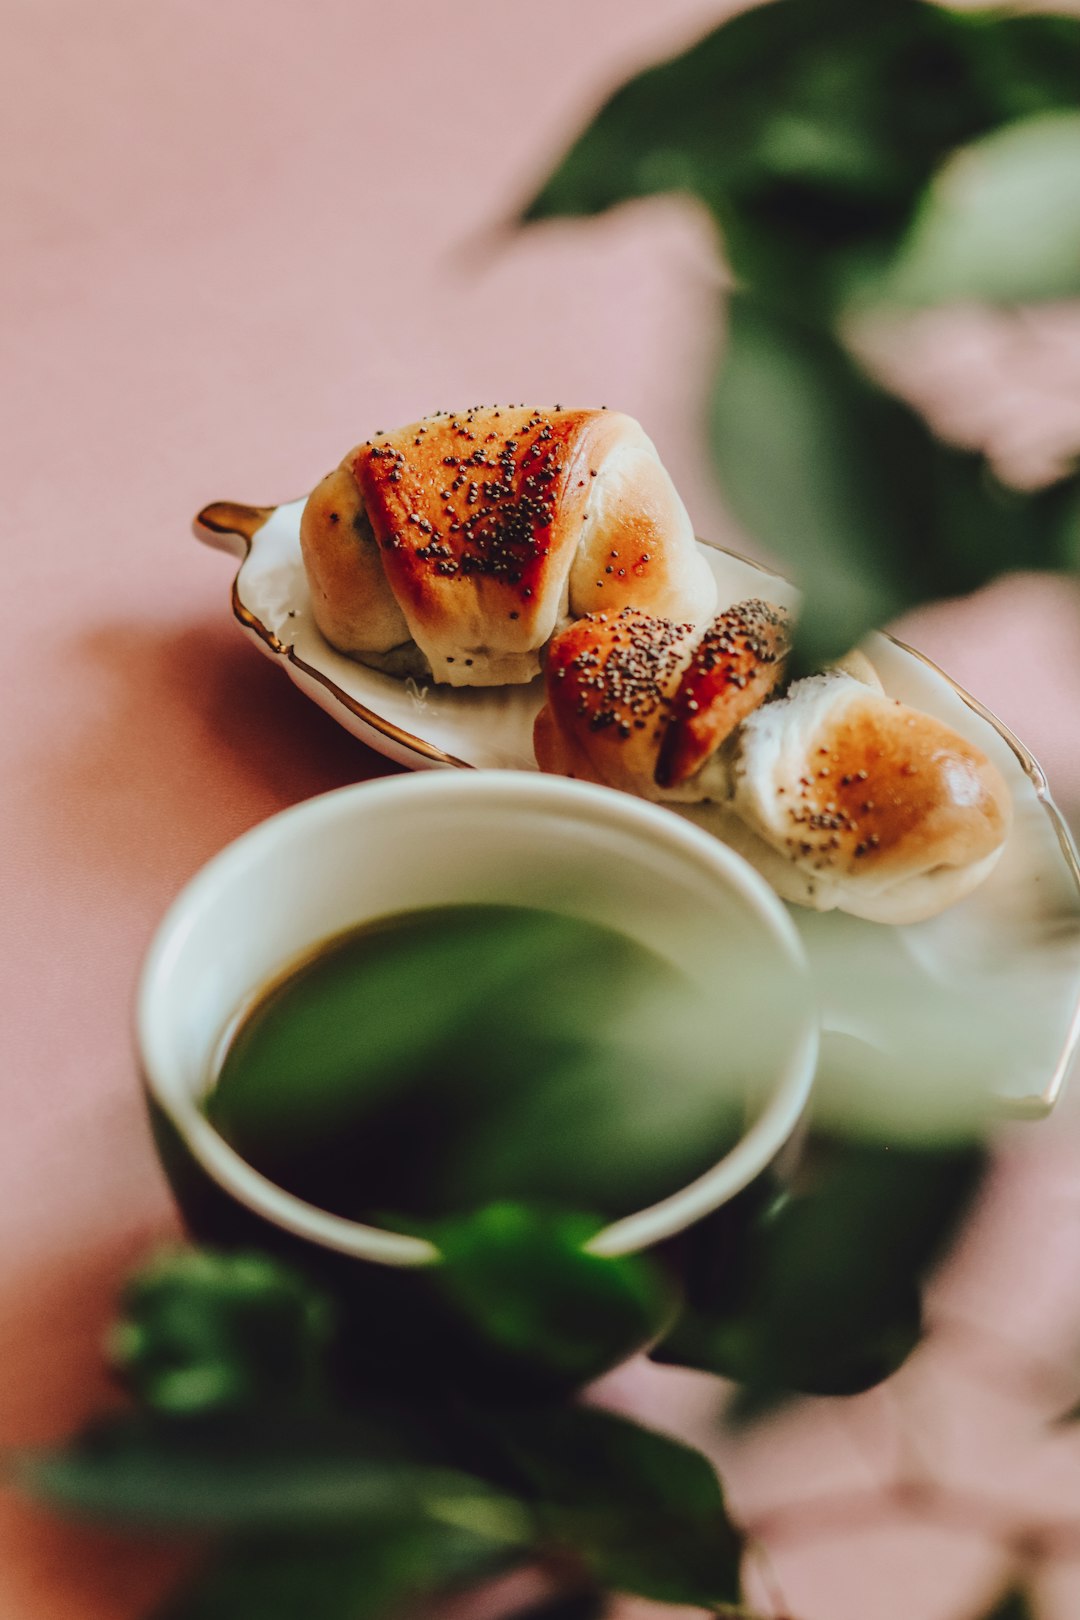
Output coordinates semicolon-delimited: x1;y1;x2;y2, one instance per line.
534;598;791;802
300;406;716;687
535;607;699;798
729;672;1013;924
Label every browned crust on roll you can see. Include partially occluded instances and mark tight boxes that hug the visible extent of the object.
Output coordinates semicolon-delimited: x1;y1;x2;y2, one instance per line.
536;599;790;798
534;607;697;797
353;407;593;663
300;406;716;685
783;691;1012;879
532;701;608;788
656;599;790;789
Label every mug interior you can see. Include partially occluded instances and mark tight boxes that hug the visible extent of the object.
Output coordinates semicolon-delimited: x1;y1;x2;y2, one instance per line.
137;772;818;1265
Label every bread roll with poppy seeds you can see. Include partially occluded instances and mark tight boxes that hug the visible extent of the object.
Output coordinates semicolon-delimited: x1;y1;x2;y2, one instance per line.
728;672;1013;923
535;607;701;799
300;406;716;687
534;599;791;802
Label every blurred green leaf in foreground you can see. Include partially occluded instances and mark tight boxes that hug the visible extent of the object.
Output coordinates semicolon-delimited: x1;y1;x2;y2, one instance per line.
155;1529;500;1620
523;0;1080;664
425;1202;678;1387
15;1251;743;1619
493;1404;743;1607
107;1249;333;1420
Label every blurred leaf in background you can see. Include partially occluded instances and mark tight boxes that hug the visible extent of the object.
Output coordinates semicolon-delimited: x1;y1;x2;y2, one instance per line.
710;291;1078;671
524;0;1080;663
652;1133;986;1404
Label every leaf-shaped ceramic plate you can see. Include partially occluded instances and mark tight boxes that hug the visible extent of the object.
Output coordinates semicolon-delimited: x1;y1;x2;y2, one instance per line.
196;498;1080;1118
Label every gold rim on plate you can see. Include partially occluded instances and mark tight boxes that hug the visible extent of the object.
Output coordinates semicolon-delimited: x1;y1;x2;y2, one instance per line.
197;501;469;769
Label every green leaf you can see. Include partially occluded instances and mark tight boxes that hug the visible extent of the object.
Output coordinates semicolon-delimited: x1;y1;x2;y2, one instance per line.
980;1589;1035;1620
710;295;902;662
957;12;1080;128
665;1287;923;1410
526;0;841;220
883;112;1080;307
709;293;1079;666
652;1135;986;1400
16;1412;532;1540
1059;483;1080;571
493;1405;743;1607
522;2;1080;316
525;0;982;220
427;1203;679;1390
106;1249;333;1421
156;1525;514;1620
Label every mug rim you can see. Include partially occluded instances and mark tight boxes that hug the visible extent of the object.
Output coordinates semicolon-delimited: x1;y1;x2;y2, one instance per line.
137;771;819;1268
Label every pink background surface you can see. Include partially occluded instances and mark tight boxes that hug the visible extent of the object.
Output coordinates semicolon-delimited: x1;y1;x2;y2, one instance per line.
3;3;1080;1617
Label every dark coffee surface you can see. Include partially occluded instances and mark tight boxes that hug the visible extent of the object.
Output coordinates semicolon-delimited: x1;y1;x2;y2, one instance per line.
207;905;741;1227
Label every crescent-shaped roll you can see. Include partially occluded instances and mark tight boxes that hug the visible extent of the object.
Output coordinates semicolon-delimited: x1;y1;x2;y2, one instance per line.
728;672;1013;924
535;607;701;798
299;406;717;687
534;599;792;802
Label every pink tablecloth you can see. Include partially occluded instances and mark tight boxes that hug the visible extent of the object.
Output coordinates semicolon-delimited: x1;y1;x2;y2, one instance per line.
4;4;1080;1618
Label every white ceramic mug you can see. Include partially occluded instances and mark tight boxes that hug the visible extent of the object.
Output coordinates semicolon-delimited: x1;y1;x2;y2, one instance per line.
137;771;818;1384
